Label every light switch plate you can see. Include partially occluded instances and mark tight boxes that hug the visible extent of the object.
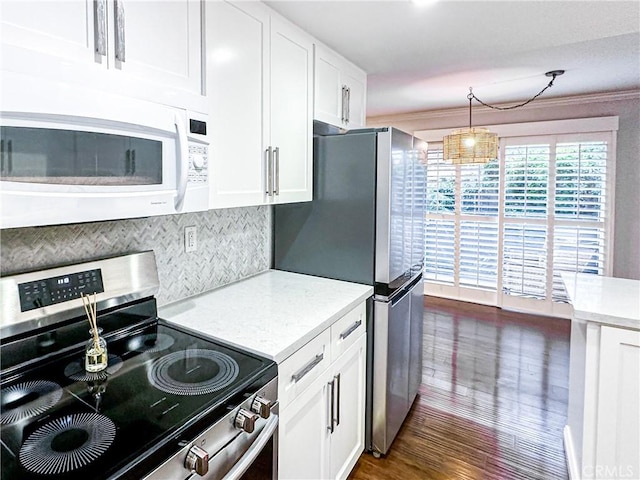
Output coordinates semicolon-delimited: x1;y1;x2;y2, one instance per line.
185;226;197;253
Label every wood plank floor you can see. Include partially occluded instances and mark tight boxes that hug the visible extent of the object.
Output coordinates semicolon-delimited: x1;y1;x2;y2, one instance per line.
349;296;571;480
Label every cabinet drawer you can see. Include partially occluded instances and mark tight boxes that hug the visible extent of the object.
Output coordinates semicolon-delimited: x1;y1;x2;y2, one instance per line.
279;328;331;408
331;302;366;362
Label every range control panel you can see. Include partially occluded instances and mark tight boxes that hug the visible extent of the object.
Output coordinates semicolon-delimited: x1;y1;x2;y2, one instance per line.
18;269;104;312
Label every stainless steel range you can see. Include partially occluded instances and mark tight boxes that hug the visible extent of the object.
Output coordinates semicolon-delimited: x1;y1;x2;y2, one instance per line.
0;251;278;480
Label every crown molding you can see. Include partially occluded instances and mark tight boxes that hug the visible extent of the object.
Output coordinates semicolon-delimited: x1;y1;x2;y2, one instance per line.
367;89;640;124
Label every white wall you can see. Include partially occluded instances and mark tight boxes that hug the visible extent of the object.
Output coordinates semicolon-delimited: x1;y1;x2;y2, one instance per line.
368;91;640;280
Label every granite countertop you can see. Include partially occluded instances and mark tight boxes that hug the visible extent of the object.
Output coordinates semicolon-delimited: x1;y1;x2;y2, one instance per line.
561;272;640;330
159;270;373;363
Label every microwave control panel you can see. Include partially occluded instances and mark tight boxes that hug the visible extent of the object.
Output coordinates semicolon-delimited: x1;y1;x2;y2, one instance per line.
188;144;208;184
18;269;104;312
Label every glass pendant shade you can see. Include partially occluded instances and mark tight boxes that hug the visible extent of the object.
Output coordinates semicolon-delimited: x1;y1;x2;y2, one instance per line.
443;127;498;164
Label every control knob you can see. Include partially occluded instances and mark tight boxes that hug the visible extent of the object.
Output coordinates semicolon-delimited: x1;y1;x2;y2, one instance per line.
251;396;272;419
235;408;259;434
191;154;205;170
185;445;209;476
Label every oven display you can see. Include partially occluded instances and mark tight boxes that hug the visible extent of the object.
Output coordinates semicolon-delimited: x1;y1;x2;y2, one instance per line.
18;269;104;312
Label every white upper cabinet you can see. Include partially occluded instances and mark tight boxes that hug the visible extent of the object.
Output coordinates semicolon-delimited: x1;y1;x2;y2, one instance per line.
207;1;313;209
269;15;314;204
206;1;268;208
0;0;204;112
314;43;367;129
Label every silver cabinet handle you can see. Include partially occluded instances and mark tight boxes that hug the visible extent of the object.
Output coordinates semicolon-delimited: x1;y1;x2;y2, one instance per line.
7;140;12;174
345;87;351;125
265;147;273;196
339;319;362;340
291;353;323;383
327;378;335;433
114;0;126;62
334;373;341;427
341;85;347;123
94;0;107;56
274;147;280;195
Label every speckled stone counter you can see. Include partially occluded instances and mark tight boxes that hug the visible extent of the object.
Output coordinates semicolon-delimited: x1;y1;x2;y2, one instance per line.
159;270;373;363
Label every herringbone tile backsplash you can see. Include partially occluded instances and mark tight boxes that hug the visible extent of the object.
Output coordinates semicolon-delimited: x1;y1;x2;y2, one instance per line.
0;207;271;306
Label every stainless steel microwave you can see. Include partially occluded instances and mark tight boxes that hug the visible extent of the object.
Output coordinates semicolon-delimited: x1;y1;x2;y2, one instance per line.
0;72;209;229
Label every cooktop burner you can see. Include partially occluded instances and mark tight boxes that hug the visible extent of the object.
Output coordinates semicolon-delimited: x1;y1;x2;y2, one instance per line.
1;380;63;425
148;349;240;396
19;412;116;476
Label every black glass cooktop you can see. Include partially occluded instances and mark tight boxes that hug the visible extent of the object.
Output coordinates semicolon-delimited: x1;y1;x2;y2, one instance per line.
1;313;277;480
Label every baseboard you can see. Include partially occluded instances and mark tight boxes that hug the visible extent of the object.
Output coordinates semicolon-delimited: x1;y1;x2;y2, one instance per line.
564;425;581;480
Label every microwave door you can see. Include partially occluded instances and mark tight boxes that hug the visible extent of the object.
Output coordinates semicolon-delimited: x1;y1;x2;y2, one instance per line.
0;114;192;228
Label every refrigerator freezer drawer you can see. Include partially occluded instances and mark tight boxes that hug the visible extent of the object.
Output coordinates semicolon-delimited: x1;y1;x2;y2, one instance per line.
371;275;424;455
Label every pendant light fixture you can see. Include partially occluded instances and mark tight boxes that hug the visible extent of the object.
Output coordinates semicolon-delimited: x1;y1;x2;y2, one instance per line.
443;70;565;164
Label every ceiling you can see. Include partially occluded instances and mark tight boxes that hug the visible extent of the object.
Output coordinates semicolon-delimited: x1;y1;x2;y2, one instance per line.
266;1;640;117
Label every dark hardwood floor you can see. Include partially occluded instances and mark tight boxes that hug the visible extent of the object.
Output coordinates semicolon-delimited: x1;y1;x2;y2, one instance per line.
349;296;571;480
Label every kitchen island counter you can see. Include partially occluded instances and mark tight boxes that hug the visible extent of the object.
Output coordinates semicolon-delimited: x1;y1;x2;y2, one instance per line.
159;270;372;363
562;273;640;479
561;272;640;329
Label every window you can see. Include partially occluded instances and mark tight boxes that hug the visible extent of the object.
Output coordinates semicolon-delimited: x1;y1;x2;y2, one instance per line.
423;128;614;317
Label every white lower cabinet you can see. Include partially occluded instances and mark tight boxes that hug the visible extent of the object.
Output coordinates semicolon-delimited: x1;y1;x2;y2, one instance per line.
565;322;640;479
279;303;367;480
328;335;366;480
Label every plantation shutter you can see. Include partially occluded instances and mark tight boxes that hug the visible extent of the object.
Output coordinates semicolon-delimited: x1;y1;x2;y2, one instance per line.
424;149;455;284
551;139;609;302
459;161;499;290
423;131;613;317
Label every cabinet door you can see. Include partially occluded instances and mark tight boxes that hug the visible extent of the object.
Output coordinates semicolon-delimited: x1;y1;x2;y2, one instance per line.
112;0;202;101
595;326;640;479
313;44;367;130
314;45;344;128
206;1;270;208
344;69;367;129
279;369;332;480
330;334;366;480
0;0;101;79
269;15;313;204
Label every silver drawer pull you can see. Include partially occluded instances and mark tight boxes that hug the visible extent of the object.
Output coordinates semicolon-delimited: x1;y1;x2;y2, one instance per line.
339;319;362;340
291;353;323;383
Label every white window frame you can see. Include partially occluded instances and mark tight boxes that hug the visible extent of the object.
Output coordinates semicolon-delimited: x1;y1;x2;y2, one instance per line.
417;117;618;318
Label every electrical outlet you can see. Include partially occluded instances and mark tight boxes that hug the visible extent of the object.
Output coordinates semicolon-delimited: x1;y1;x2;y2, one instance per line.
184;226;197;253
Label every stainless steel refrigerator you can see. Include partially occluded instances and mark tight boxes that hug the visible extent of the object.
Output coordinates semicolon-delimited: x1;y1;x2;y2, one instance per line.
273;123;427;456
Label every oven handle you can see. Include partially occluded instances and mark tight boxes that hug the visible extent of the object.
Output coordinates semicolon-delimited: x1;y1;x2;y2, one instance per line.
221;413;279;480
